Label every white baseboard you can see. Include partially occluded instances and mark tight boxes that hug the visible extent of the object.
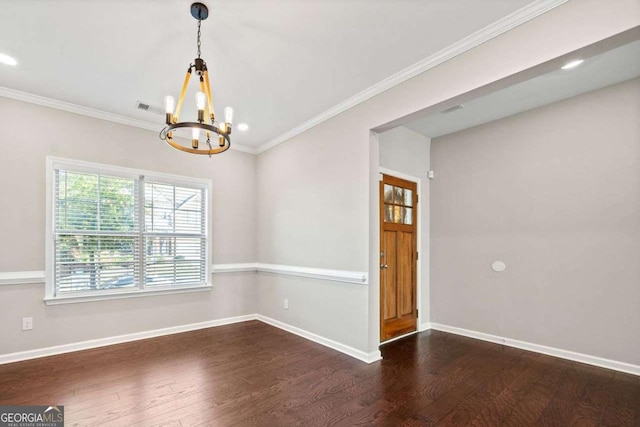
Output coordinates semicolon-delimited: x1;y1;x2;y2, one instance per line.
256;315;381;364
0;314;256;365
0;314;381;366
419;322;432;332
429;323;640;377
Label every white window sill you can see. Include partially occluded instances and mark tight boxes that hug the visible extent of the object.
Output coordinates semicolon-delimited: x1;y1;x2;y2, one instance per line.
44;284;212;305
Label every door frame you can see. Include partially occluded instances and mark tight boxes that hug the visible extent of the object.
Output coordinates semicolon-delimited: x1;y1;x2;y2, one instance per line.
378;167;422;344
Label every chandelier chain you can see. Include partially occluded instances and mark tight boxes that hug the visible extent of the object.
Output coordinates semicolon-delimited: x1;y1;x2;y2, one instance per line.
196;19;202;59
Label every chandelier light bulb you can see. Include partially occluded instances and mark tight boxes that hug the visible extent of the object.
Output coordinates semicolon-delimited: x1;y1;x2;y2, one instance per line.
195;92;206;111
164;95;175;114
192;127;201;140
224;106;234;124
164;95;175;124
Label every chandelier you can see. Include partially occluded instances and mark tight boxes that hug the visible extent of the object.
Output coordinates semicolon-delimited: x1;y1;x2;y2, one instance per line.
160;2;233;155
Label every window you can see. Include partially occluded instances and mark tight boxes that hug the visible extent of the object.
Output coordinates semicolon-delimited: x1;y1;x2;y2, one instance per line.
383;184;413;225
46;157;211;303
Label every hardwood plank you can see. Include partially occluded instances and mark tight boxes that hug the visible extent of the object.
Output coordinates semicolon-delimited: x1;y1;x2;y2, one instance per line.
535;362;595;426
0;321;637;426
568;366;616;426
599;371;640;426
437;348;538;426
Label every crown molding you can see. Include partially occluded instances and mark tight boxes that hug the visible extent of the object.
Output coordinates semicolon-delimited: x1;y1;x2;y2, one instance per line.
256;0;569;154
0;87;257;155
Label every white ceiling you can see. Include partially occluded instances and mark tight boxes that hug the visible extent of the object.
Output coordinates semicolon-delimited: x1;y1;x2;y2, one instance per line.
405;39;640;139
0;0;536;148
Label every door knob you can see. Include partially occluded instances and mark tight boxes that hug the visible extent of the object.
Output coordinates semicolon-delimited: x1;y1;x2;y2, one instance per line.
380;264;388;269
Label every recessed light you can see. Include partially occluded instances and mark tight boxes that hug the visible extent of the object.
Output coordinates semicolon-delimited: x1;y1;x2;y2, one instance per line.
237;123;249;131
561;59;584;70
0;53;17;66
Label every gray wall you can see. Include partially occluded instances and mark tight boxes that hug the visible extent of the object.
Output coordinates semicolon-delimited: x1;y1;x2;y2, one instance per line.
379;126;431;327
254;0;640;356
255;115;371;352
1;0;638;361
430;77;640;365
0;97;258;355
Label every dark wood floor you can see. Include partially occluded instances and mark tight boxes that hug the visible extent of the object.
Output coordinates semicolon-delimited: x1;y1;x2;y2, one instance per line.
0;321;638;426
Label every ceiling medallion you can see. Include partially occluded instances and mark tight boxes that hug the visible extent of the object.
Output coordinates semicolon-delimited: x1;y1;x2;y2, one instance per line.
160;2;233;156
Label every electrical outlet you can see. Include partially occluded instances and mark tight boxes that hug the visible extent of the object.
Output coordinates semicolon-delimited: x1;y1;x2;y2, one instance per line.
22;317;33;331
284;299;289;310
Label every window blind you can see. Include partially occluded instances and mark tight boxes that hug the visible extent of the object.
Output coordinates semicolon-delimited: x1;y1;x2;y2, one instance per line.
143;181;207;287
51;162;209;298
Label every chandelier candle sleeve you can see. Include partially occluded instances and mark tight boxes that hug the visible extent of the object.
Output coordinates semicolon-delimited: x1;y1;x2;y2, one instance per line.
192;128;200;148
159;2;233;156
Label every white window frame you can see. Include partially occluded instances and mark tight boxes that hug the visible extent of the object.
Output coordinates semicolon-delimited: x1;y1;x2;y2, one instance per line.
45;156;212;305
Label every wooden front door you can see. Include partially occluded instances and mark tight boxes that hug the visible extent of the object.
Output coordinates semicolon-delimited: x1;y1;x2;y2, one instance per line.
380;174;418;342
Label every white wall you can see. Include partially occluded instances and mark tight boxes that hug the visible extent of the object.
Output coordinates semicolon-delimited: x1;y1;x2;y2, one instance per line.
255;0;640;356
0;97;258;355
378;126;431;328
430;77;640;365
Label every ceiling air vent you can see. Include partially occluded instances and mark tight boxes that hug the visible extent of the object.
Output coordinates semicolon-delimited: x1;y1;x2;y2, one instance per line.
441;104;464;114
135;101;163;115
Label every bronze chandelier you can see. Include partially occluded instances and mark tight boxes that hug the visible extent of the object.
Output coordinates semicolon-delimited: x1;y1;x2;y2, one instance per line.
160;2;233;156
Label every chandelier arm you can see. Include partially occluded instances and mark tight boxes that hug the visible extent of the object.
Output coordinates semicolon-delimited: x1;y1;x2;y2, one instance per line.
173;68;193;122
199;77;211;123
203;69;215;121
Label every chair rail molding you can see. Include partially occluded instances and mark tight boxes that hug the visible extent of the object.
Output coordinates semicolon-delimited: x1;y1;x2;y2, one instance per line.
1;263;368;286
0;271;45;286
256;263;368;285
